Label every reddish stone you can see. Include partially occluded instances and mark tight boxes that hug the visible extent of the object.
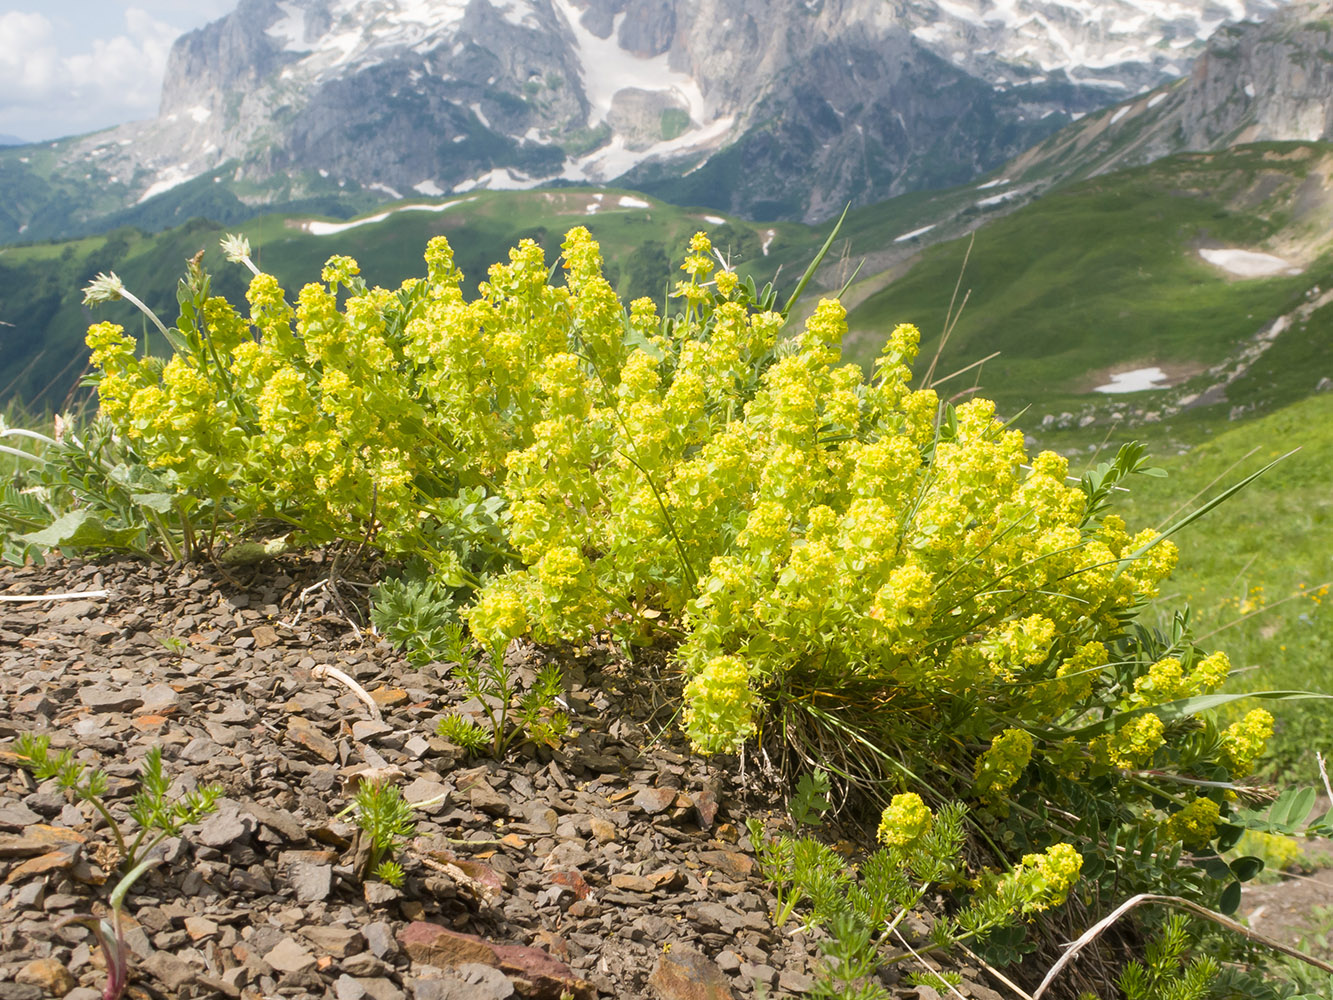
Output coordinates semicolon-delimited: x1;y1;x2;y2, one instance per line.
549;870;591;900
649;947;736;1000
396;922;593;999
635;786;678;815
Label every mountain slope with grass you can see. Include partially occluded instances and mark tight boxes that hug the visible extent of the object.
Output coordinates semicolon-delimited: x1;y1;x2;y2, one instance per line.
843;141;1333;433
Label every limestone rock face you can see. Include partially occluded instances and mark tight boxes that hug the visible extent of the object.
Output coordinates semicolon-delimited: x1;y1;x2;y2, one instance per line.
0;0;1301;237
1004;1;1333;188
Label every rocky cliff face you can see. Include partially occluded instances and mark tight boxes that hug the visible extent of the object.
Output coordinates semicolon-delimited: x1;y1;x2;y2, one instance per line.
1006;1;1333;186
0;0;1295;239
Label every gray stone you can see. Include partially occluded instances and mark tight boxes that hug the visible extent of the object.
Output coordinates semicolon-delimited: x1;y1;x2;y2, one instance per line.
302;925;365;958
0;803;43;830
196;801;253;847
142;950;197;991
289;861;332;903
779;969;815;993
411;964;516;1000
693;902;746;935
364;880;401;906
364;920;398;959
180;737;228;764
77;684;143;713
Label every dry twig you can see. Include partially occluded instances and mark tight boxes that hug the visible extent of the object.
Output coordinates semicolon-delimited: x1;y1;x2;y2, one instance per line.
310;664;382;721
1032;893;1333;998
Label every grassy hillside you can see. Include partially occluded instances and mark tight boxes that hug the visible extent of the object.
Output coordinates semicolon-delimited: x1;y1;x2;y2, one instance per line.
847;142;1333;425
1112;392;1333;777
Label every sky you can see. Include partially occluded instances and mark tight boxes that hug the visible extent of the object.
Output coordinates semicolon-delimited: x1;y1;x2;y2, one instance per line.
0;1;237;143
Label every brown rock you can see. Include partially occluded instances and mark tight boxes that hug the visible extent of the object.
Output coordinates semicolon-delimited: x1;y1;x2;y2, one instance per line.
185;916;219;941
588;817;617;844
287;717;339;763
649;947;735;1000
5;844;80;883
0;824;85;858
16;956;77;995
251;625;279;648
694;784;720;828
369;686;408;708
398;922;494;967
697;850;754;880
611;873;658;892
634;786;677;815
131;714;170;733
396;923;592;1000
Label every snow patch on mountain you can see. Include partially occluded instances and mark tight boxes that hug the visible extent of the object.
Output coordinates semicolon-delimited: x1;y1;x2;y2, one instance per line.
551;0;708;127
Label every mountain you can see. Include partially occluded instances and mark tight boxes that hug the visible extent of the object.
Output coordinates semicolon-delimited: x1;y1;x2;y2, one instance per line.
0;0;1287;243
1006;0;1333;187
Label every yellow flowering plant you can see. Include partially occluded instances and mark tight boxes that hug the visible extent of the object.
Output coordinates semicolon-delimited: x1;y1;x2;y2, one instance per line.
64;224;1326;941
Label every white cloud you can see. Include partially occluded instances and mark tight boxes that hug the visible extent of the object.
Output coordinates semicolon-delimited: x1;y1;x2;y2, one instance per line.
0;5;203;141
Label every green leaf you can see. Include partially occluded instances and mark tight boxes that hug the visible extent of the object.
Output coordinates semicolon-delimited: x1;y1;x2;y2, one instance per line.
1217;880;1242;915
780;204;849;320
1056;690;1333;741
17;509;144;551
1229;856;1265;881
1214;823;1244;853
1271;786;1318;830
130;492;178;514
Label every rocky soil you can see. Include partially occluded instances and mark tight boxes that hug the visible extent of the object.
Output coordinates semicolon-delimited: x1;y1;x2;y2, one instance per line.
0;555;1018;1000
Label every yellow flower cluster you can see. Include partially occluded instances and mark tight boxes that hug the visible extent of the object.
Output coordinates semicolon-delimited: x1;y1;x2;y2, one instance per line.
1220;708;1275;778
974;729;1035;798
1163;796;1222;850
1002;843;1084;914
1096;713;1166;769
877;792;933;848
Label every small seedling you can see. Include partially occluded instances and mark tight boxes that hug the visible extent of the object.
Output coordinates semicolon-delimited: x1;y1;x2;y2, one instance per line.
13;735;222;1000
352;780;415;883
434;624;569;758
156;635;188;656
790;768;832;827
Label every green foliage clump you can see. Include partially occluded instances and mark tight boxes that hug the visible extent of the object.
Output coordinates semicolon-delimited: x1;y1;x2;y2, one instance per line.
49;223;1299;953
13;736;222;1000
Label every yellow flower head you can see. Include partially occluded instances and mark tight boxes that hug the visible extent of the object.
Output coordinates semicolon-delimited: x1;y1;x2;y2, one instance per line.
877;792;933;848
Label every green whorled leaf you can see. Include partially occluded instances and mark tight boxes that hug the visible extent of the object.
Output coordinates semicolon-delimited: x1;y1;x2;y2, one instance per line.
1218;880;1242;916
1229;855;1265;882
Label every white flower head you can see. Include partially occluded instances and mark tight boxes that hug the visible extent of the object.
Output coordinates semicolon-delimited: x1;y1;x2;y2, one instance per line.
83;271;125;306
220;233;252;263
221;233;261;276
